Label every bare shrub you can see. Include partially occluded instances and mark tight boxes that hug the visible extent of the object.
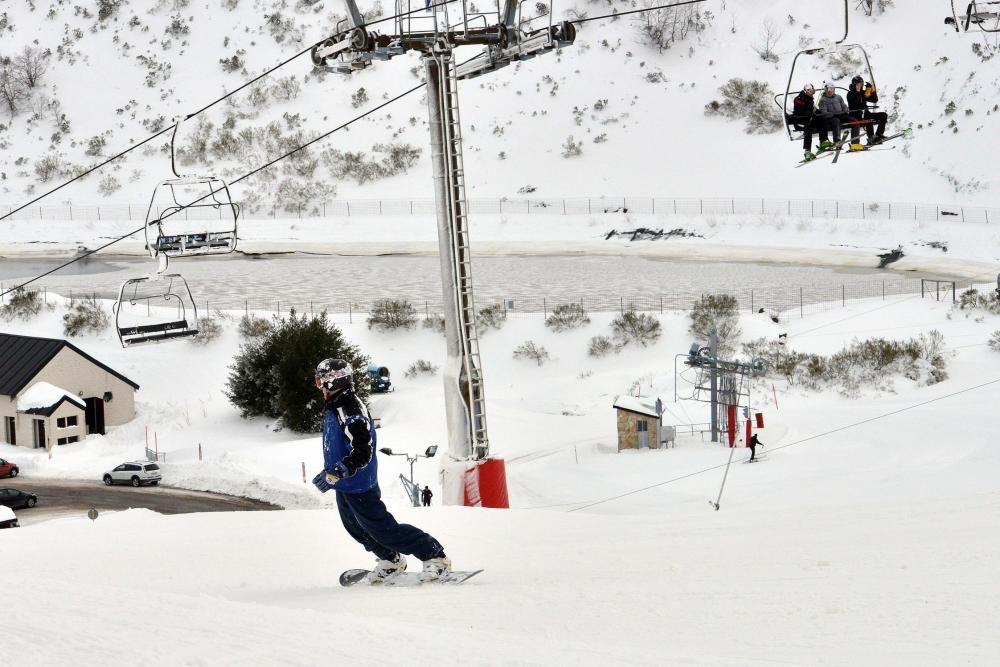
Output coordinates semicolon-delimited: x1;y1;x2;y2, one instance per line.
62;296;109;336
545;303;591;332
191;317;222;345
2;288;43;321
635;2;709;52
588;335;615;358
423;313;446;335
612;310;662;347
513;340;550;366
476;303;507;333
705;78;783;134
368;299;417;331
238;314;272;339
989;330;1000;352
404;359;439;378
752;19;782;62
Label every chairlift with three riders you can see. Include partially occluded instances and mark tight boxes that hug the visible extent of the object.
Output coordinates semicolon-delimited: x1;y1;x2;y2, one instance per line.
113;117;240;347
776;0;881;148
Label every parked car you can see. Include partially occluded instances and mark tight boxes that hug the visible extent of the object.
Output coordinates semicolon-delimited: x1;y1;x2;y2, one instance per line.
0;505;18;528
368;364;393;393
0;458;18;478
0;488;37;510
103;462;162;487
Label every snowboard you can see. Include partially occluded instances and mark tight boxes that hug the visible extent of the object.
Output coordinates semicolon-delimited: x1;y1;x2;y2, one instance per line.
339;568;484;587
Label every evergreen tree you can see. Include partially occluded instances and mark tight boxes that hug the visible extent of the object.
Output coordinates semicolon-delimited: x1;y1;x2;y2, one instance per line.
226;311;369;433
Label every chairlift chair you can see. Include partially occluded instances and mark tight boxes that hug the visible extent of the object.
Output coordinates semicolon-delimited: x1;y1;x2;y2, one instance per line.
145;176;240;258
775;44;878;142
144;119;240;259
113;271;199;347
946;1;1000;32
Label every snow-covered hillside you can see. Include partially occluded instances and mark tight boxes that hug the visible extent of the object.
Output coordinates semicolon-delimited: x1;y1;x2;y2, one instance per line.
1;0;998;211
4;287;1000;664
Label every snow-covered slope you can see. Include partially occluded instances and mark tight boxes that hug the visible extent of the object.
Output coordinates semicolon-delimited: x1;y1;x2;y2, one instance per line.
0;0;998;211
3;290;1000;664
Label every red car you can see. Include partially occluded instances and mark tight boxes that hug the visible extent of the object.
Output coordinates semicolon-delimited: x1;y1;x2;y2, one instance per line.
0;458;18;478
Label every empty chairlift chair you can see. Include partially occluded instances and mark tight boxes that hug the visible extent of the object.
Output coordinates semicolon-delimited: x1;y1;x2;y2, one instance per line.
114;272;200;347
145;176;240;258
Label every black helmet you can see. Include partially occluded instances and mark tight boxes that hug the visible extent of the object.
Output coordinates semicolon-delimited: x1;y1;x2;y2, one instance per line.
315;358;354;393
852;75;864;85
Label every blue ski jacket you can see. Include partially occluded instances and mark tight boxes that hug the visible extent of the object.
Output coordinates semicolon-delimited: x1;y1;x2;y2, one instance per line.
321;391;379;494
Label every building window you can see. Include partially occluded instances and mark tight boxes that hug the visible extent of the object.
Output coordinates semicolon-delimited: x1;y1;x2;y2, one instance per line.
57;415;78;429
57;436;79;446
67;415;78;427
57;417;65;428
637;420;648;432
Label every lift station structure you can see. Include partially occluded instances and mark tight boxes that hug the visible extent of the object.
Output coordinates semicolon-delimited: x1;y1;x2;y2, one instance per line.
312;1;576;503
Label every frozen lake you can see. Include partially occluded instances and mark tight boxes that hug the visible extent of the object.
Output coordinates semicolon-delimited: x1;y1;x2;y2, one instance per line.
0;253;959;314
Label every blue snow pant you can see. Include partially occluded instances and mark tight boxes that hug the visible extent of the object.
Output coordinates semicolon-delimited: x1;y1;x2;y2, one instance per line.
336;486;444;562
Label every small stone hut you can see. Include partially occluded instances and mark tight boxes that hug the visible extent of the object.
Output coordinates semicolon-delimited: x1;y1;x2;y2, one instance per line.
613;396;663;451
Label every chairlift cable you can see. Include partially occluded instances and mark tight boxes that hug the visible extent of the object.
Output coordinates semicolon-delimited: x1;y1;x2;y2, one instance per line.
0;0;464;225
565;376;1000;512
0;81;430;299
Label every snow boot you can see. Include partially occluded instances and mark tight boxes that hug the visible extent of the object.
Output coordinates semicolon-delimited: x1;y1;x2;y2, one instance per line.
365;554;407;584
419;555;452;582
803;151;816;162
817;140;835;151
849;142;866;152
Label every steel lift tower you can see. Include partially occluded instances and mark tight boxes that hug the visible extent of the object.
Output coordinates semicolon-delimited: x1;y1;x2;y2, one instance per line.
312;1;575;502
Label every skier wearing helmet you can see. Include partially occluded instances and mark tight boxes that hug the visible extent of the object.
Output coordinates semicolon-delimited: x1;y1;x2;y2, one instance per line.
817;82;851;148
312;358;451;584
847;75;888;145
792;83;833;161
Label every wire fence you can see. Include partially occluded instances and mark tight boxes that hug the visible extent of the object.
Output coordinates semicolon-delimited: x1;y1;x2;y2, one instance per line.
3;196;999;223
7;277;985;322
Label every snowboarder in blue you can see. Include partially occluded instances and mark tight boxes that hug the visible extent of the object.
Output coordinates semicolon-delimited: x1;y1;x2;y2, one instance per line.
311;358;451;583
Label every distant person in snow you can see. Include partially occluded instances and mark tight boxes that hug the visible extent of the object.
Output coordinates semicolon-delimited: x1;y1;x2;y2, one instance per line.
792;83;832;161
748;433;764;462
817;83;851;148
311;358;452;584
847;75;888;145
422;486;433;507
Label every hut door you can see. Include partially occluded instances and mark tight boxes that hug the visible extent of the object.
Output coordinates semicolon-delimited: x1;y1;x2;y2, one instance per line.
33;419;46;448
637;420;649;449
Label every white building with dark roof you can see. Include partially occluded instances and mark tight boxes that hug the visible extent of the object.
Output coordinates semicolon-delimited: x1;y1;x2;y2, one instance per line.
0;333;139;448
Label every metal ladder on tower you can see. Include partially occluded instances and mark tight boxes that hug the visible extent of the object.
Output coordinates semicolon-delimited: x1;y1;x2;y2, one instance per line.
437;48;490;458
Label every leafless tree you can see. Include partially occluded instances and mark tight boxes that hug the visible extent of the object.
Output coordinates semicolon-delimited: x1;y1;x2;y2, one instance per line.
752;19;782;63
635;3;706;53
0;58;25;116
14;46;49;89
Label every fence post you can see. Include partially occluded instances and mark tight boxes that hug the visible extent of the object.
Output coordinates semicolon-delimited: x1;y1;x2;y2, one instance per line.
800;288;803;318
302;462;307;483
882;280;885;300
543;298;546;320
842;285;845;307
198;443;202;461
750;290;754;313
349;302;352;323
620;296;624;314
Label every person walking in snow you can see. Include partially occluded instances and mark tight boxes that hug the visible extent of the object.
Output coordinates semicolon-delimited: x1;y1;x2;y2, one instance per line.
817;83;851;148
311;358;452;583
847;75;888;145
422;486;433;507
748;433;764;462
792;83;832;161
